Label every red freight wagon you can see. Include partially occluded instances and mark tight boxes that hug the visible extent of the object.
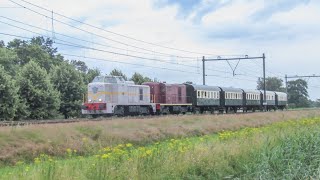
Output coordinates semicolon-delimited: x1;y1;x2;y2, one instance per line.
142;82;161;103
160;83;187;104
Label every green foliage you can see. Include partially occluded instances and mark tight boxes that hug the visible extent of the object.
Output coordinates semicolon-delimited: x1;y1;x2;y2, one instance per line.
0;48;20;76
85;68;101;84
17;61;60;119
0;66;20;120
287;79;309;107
7;37;62;72
257;77;285;91
70;60;88;73
30;37;57;57
184;81;193;84
0;36;106;119
0;40;4;48
2;117;320;179
50;63;85;118
130;72;153;85
109;69;127;80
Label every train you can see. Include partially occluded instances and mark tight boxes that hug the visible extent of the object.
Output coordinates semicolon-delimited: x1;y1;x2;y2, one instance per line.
81;76;288;116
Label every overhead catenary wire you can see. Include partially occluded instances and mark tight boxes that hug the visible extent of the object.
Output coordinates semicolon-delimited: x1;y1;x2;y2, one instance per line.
8;0;205;59
0;32;200;74
0;21;200;69
0;16;197;60
10;0;244;57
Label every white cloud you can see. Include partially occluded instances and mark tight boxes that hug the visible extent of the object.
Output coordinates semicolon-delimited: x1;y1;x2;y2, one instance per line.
1;0;319;99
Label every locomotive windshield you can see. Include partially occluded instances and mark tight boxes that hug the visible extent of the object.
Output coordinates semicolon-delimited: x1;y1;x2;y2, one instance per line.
92;76;124;84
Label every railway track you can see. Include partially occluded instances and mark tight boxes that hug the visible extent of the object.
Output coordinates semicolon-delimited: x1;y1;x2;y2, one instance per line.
0;108;316;127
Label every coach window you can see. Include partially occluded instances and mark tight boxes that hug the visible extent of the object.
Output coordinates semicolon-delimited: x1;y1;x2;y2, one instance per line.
197;91;200;98
139;88;143;101
178;87;182;101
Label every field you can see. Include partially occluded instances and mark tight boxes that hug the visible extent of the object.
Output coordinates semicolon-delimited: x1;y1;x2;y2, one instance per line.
1;110;320;179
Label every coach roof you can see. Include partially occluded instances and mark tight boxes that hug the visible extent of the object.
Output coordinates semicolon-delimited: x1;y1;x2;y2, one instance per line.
219;87;244;93
186;84;221;91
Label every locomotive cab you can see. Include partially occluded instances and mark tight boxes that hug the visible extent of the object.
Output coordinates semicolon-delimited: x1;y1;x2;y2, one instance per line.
82;76;152;116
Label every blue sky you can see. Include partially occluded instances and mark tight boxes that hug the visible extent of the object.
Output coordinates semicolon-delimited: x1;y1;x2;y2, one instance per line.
0;0;320;99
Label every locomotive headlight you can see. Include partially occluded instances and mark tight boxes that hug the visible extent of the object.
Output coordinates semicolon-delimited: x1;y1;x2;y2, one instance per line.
98;98;102;102
89;99;92;102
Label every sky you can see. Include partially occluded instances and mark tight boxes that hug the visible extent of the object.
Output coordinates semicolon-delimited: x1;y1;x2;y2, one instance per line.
0;0;319;99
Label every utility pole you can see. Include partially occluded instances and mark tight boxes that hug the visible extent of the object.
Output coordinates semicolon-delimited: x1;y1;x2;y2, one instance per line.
202;54;267;110
262;53;266;110
285;74;288;94
285;75;320;93
202;56;205;85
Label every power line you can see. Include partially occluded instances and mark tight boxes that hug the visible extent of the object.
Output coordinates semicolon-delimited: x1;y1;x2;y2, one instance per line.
59;53;200;74
206;74;258;83
10;0;233;56
8;0;215;58
0;32;200;74
0;16;197;60
0;21;199;69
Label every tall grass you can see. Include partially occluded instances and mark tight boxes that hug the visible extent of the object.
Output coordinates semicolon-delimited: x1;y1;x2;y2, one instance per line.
1;117;320;179
1;110;320;167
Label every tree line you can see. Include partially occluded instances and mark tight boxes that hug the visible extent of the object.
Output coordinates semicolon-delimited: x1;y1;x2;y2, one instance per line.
257;77;319;108
0;37;154;120
0;36;318;120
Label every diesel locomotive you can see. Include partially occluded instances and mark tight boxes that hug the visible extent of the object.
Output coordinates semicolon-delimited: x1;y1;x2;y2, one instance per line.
81;76;288;116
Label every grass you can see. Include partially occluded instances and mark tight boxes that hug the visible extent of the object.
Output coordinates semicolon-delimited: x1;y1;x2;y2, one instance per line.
0;110;319;167
1;116;320;179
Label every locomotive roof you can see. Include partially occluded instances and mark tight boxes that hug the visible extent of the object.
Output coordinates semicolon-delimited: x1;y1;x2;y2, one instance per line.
219;87;244;93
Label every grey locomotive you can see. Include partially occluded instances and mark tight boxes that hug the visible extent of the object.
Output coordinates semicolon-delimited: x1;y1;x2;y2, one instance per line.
82;76;154;116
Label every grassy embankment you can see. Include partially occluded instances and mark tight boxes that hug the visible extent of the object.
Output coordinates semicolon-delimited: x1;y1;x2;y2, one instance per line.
1;112;320;179
0;110;319;167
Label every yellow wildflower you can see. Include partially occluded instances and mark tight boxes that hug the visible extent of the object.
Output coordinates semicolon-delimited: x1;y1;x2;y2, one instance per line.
101;153;110;159
34;157;40;164
146;150;152;156
126;143;133;147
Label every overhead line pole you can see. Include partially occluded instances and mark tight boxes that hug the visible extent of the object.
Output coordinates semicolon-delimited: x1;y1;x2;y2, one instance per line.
284;74;320;94
202;56;205;85
202;53;267;111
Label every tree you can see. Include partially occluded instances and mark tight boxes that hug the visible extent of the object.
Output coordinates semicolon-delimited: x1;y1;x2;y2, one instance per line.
130;72;153;85
0;66;20;120
184;81;193;84
17;61;60;119
30;36;57;58
0;48;20;76
109;69;127;80
287;79;310;107
86;68;101;84
70;60;88;73
257;77;285;91
7;37;62;71
50;63;85;119
315;99;320;107
0;40;4;48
